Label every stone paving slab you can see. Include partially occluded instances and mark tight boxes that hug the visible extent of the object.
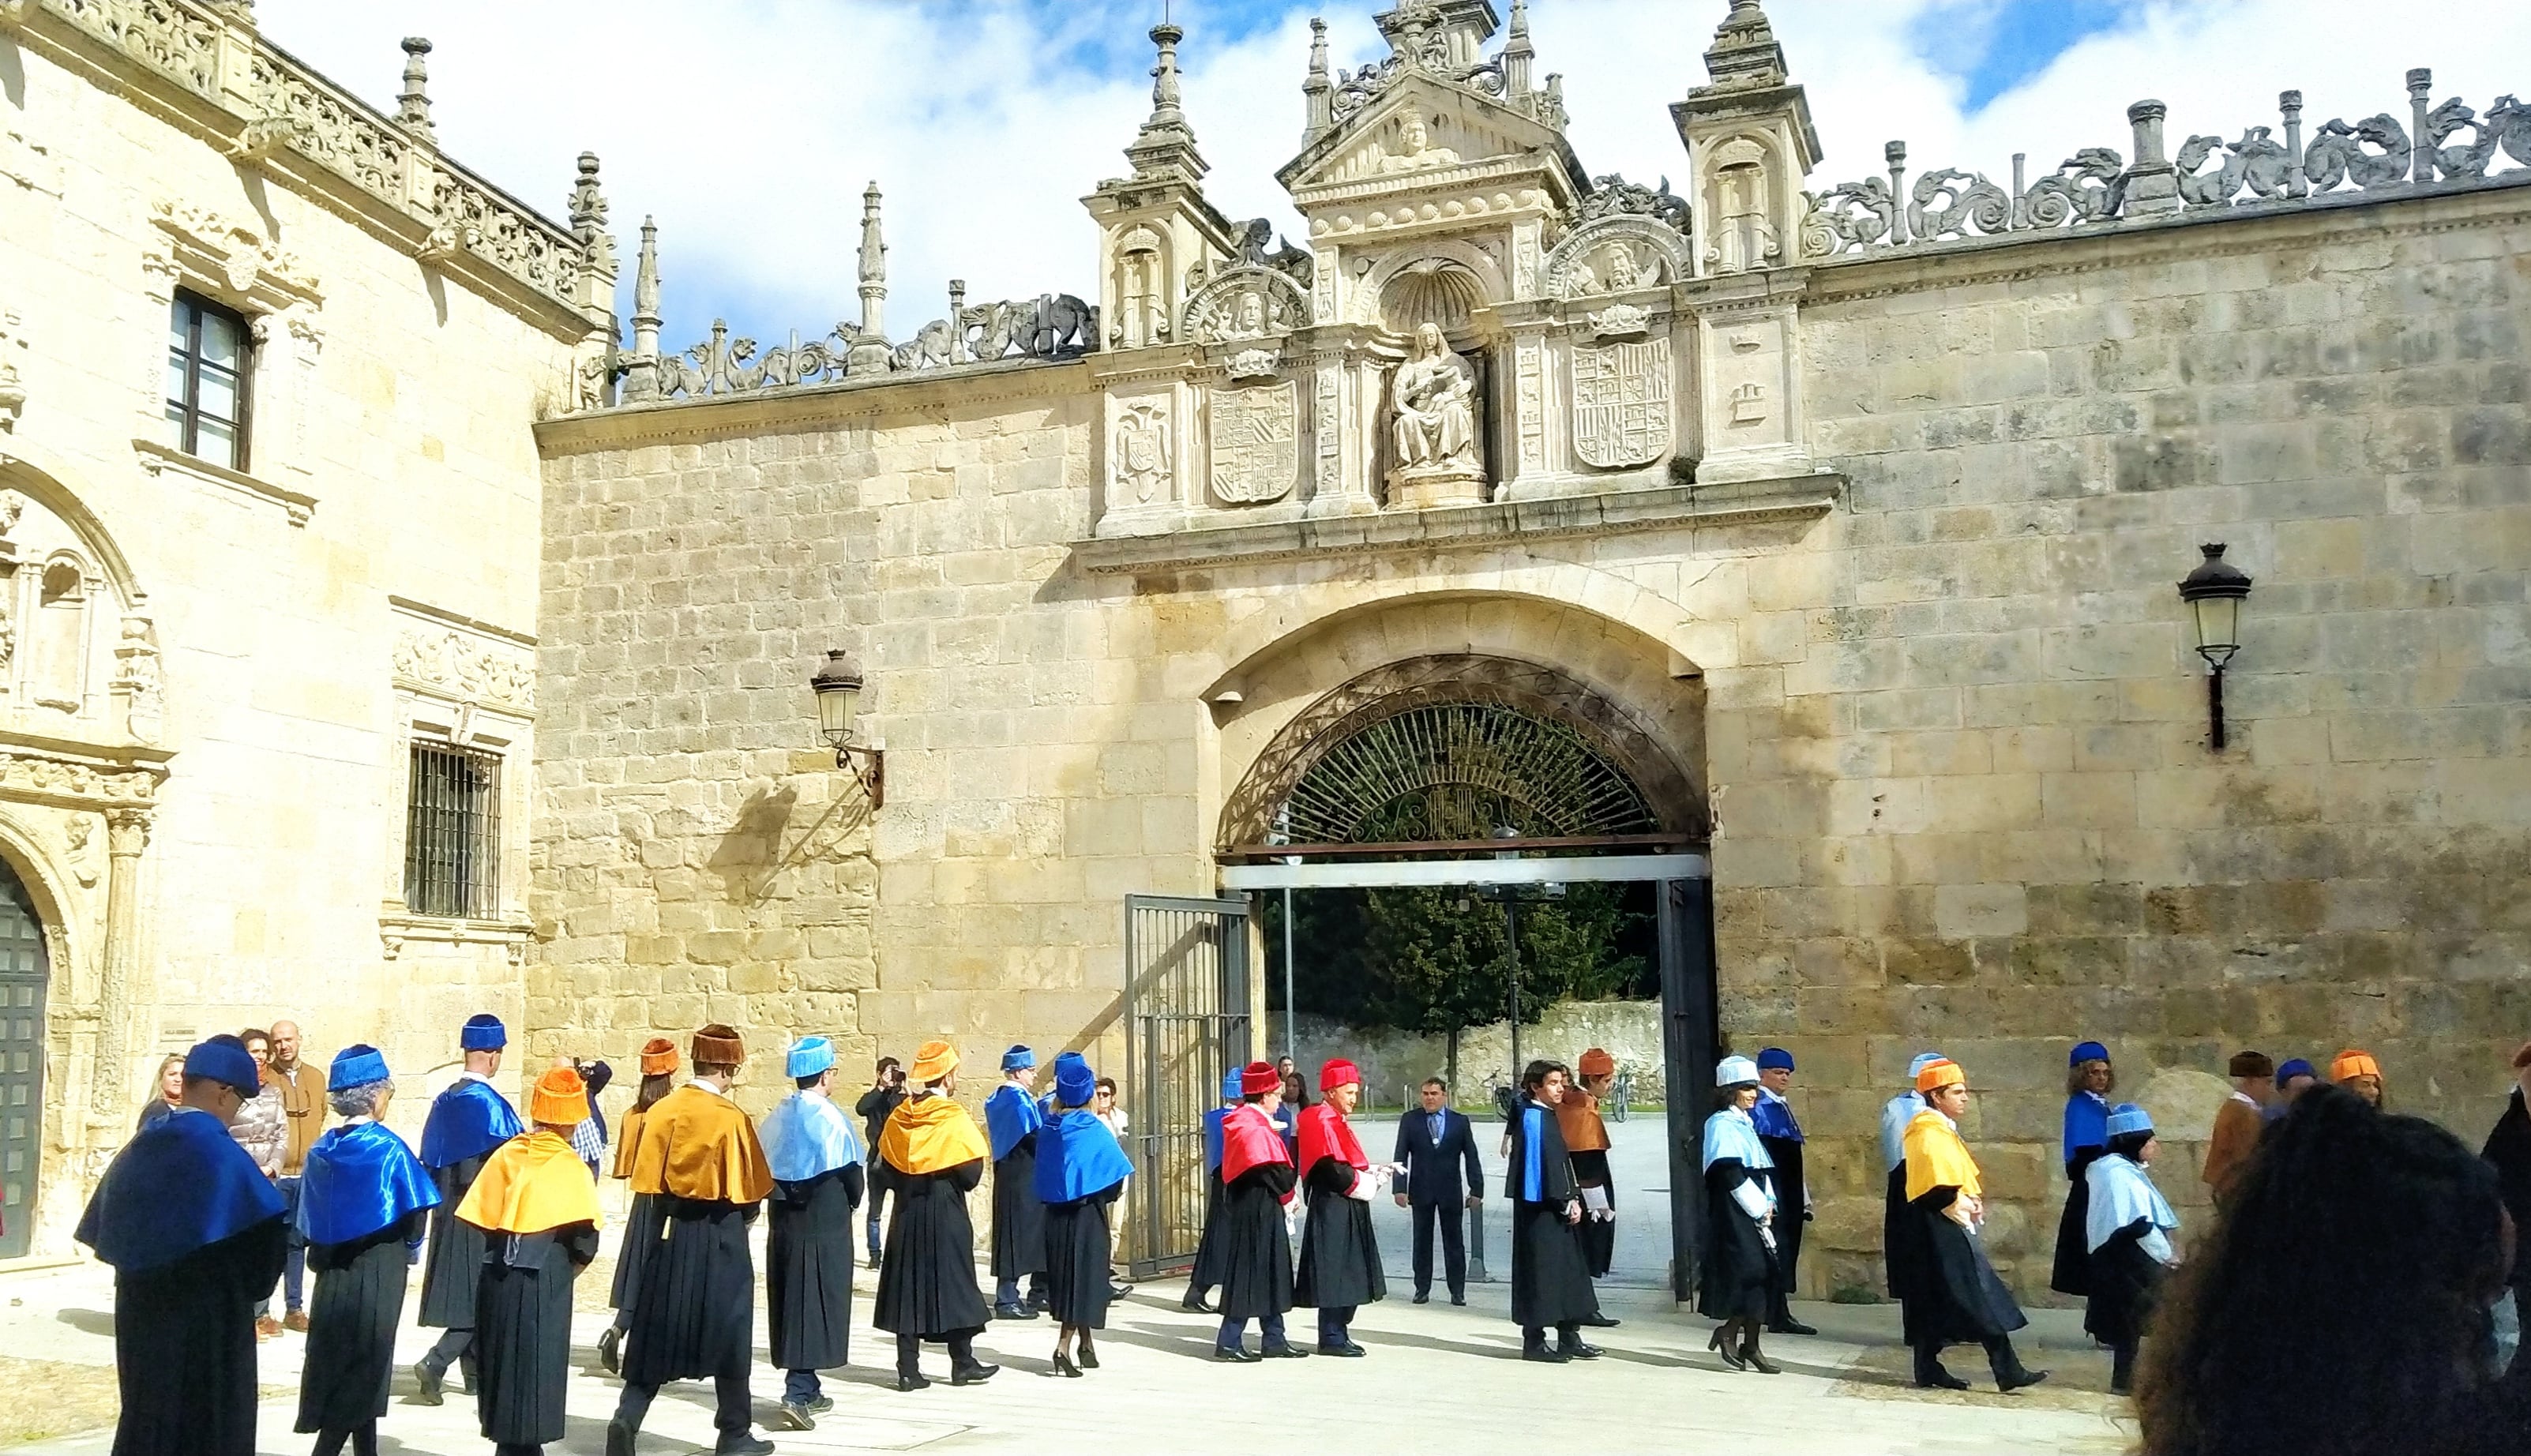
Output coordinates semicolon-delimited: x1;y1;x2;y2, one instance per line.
0;1246;2134;1455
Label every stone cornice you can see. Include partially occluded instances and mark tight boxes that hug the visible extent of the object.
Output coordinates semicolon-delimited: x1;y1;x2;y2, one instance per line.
0;727;174;812
535;355;1091;454
1071;472;1842;578
132;437;316;526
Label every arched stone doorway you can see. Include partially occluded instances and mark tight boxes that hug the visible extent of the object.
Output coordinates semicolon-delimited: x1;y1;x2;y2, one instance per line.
0;856;49;1260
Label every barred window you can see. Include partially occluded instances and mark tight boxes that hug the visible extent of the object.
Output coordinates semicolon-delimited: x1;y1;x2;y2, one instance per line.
165;291;252;472
404;743;500;919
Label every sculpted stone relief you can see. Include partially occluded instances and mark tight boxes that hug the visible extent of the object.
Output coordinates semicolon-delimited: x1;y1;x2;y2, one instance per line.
1209;382;1299;506
1376;106;1461;173
1110;401;1173;509
1572;336;1673;471
1543;216;1687;302
392;626;535;713
1391;324;1478;471
1182;266;1310;346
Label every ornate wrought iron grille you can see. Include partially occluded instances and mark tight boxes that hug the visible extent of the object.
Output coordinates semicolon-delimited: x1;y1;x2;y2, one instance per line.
1282;700;1661;845
404;743;500;918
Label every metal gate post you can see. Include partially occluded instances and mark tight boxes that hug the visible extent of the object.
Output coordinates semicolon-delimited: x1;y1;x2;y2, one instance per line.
1658;877;1719;1304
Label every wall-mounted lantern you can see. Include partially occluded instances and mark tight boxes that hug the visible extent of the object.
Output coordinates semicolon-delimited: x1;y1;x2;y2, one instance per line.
809;648;884;808
2176;543;2253;752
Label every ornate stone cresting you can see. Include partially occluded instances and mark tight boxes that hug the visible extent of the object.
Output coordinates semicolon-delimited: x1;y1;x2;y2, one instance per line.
1669;0;1819;279
1802;69;2531;258
1331;1;1566;132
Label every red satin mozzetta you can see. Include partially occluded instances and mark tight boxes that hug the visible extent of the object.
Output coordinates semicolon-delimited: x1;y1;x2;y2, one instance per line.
1297;1101;1368;1176
1219;1104;1291;1188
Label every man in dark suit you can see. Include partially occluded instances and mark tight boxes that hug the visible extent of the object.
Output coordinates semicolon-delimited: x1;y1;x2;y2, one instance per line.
1391;1077;1485;1305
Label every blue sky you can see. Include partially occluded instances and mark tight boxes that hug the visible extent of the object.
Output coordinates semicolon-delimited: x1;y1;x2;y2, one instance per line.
250;0;2530;357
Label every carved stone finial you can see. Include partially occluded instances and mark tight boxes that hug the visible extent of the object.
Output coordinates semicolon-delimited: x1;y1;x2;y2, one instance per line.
568;152;613;270
1124;20;1207;183
396;37;436;144
623;216;663;401
1303;17;1332;143
1699;0;1787;92
1504;0;1534;99
858;182;888;339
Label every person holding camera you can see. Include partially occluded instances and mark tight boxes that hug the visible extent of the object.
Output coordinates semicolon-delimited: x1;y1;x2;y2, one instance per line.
857;1057;907;1265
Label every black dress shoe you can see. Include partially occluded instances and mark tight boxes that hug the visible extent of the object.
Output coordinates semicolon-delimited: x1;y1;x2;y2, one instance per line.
1449;1293;1466;1306
952;1360;1001;1386
412;1357;445;1405
1318;1340;1367;1357
1411;1292;1430;1304
1213;1345;1260;1363
897;1370;933;1391
1580;1312;1620;1327
1522;1345;1570;1364
1767;1319;1819;1337
1998;1367;2050;1394
1559;1341;1602;1360
1181;1292;1218;1313
715;1436;775;1456
596;1324;623;1375
1260;1343;1310;1359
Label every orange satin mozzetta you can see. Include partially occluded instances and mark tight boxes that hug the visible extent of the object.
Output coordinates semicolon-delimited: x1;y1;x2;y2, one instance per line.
610;1105;649;1180
879;1091;991;1175
1556;1088;1611;1154
626;1085;774;1203
456;1128;604;1235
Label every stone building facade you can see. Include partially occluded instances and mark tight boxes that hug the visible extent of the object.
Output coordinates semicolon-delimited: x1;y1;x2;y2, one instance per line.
1;1;611;1254
533;1;2531;1296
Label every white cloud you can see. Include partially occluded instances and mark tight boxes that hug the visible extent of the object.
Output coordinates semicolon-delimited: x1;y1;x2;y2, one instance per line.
250;0;2531;354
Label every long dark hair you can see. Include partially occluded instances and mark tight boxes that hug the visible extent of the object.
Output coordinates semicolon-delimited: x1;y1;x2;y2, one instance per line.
2135;1087;2511;1454
1282;1071;1312;1109
633;1073;674;1113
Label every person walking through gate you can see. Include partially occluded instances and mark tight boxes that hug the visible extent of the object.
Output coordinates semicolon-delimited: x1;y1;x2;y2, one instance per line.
461;1066;604;1456
1184;1067;1244;1313
1392;1076;1484;1305
759;1036;865;1432
1507;1060;1602;1363
873;1040;1001;1390
1896;1057;2048;1393
415;1014;521;1403
292;1045;439;1456
1561;1049;1620;1289
1752;1047;1816;1335
76;1037;287;1456
986;1045;1050;1319
1293;1058;1388;1355
597;1037;679;1376
1701;1056;1782;1375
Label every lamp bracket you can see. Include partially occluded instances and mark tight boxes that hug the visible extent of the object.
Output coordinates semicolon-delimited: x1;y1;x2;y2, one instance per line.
834;744;885;809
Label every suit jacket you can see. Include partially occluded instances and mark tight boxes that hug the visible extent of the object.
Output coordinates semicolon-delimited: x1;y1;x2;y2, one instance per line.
1392;1107;1484;1206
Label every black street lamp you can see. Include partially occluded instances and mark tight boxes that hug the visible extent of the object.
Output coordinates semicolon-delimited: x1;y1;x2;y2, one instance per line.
1491;824;1525;1083
2177;543;2253;752
809;649;885;808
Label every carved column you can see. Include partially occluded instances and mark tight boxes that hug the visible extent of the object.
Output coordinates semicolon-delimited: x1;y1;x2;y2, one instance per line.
86;808;150;1132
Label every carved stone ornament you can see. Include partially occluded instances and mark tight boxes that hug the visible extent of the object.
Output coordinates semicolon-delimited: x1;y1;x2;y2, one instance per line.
0;310;25;433
1586;302;1652;340
149;199;323;302
1572;335;1673;471
1209;381;1299;506
1224;347;1282;381
1110;400;1172;508
1388;322;1485;508
1542;216;1688;302
392;626;535;713
1182;266;1310;346
0;745;163;810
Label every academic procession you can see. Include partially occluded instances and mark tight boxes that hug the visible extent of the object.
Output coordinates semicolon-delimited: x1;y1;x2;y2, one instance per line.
63;1004;2531;1455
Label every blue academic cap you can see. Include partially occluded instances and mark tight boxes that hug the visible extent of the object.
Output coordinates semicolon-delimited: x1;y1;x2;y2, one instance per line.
1221;1068;1243;1101
1906;1051;1948;1079
2105;1102;2154;1139
2275;1057;2317;1089
1001;1044;1036;1072
2071;1040;2110;1067
786;1036;836;1080
460;1014;506;1051
184;1038;261;1096
1757;1048;1794;1072
1053;1051;1097;1106
327;1044;389;1091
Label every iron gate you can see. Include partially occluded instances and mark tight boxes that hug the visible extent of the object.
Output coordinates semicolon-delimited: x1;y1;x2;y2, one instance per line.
0;859;47;1259
1122;894;1251;1279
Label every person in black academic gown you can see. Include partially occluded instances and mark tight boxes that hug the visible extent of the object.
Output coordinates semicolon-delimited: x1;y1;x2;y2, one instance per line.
1506;1060;1602;1363
873;1039;1001;1390
2483;1041;2531;1393
2051;1039;2115;1300
1212;1060;1307;1361
985;1045;1049;1319
1898;1059;2047;1394
460;1067;604;1456
2083;1104;2180;1396
415;1013;522;1403
1292;1057;1388;1356
1752;1047;1816;1336
1035;1052;1133;1375
760;1037;866;1431
77;1036;289;1456
1181;1067;1242;1313
1700;1057;1783;1375
597;1037;678;1377
293;1047;440;1456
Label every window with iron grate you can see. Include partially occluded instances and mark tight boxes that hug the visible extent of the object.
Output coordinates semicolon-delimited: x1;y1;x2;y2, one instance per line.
404;742;500;919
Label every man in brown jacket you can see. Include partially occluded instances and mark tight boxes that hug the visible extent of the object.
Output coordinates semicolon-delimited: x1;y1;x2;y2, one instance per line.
265;1020;325;1332
2201;1049;2273;1209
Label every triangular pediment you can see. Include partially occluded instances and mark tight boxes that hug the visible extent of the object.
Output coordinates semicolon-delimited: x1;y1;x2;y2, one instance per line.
1279;73;1583;199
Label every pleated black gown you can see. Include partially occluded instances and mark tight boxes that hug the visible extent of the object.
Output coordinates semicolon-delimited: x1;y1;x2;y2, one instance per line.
1213;1161;1297;1322
1571;1147;1617;1279
473;1223;600;1447
104;1220;287;1456
1759;1131;1805;1313
1901;1187;2028;1345
989;1135;1046;1282
1697;1159;1778;1321
1187;1177;1226;1289
295;1212;428;1434
1507;1103;1600;1331
418;1153;493;1328
2049;1149;2104;1297
608;1191;663;1315
2082;1221;2165;1348
623;1195;758;1388
1042;1183;1123;1327
1293;1158;1386;1310
768;1163;865;1371
873;1158;990;1338
1883;1164;1919;1304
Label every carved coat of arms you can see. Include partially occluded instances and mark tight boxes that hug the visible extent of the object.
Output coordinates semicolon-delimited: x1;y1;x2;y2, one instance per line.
1209;382;1298;505
1113;402;1171;506
1571;336;1673;469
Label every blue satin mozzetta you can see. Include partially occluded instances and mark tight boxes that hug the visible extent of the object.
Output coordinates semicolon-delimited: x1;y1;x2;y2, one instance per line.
297;1120;441;1247
1202;1105;1230;1172
985;1083;1044;1163
1519;1105;1546;1202
76;1109;286;1273
1702;1105;1775;1173
2063;1090;2110;1164
419;1077;523;1169
1751;1087;1804;1143
1033;1108;1132;1204
760;1090;862;1184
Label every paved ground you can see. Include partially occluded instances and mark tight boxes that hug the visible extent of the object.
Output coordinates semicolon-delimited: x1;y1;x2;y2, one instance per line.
1357;1112;1674;1287
0;1222;2135;1456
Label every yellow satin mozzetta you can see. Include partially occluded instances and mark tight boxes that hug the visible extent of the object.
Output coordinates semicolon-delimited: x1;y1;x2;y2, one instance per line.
878;1092;990;1175
1902;1110;1983;1203
626;1085;775;1203
610;1105;648;1180
456;1129;603;1234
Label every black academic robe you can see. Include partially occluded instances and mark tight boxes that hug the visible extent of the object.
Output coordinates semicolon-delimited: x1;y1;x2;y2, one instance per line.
1042;1182;1123;1328
472;1223;600;1447
768;1163;865;1371
295;1211;428;1433
622;1194;760;1387
1213;1161;1298;1322
1293;1156;1387;1311
1901;1184;2028;1345
873;1158;991;1338
105;1218;289;1456
1189;1176;1227;1289
2082;1220;2166;1347
418;1153;493;1328
1882;1164;1920;1303
1698;1159;1778;1322
989;1132;1047;1280
2484;1090;2531;1308
608;1190;663;1315
1570;1147;1617;1278
1506;1098;1599;1330
2050;1147;2105;1297
1758;1131;1805;1311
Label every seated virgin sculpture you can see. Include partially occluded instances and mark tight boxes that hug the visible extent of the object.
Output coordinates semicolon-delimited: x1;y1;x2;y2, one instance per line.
1391;323;1478;471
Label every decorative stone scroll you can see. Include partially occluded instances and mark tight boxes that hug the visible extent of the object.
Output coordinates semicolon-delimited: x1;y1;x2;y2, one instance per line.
1801;69;2531;259
642;293;1098;403
1542;215;1688;301
1209;381;1299;506
1572;336;1673;471
392;624;535;714
1182;266;1310;345
0;310;24;434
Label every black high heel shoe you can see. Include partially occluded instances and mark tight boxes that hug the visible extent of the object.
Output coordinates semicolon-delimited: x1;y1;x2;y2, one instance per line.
1710;1320;1748;1372
1053;1350;1083;1378
1078;1343;1100;1370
